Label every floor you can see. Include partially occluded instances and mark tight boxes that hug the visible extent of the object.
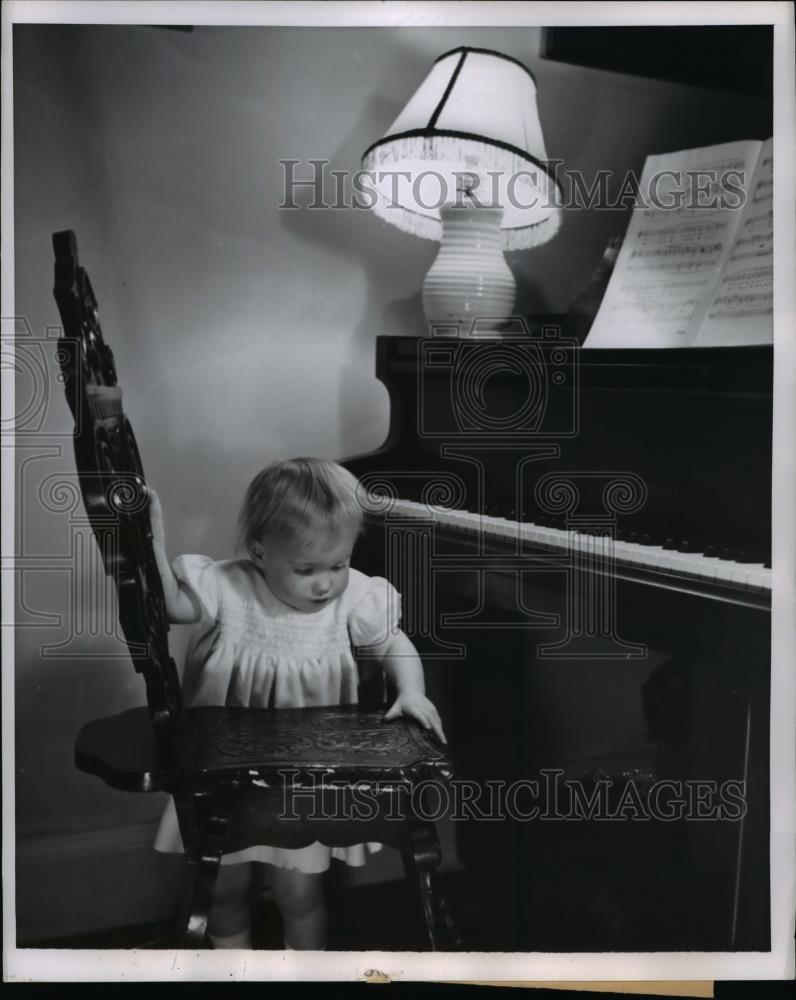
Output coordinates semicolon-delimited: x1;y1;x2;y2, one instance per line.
26;874;456;951
24;817;711;952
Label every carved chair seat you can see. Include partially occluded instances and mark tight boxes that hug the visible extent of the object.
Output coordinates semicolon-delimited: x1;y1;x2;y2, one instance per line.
54;230;457;950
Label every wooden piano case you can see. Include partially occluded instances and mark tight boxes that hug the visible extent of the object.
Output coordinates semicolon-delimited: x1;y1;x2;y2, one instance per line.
344;331;772;951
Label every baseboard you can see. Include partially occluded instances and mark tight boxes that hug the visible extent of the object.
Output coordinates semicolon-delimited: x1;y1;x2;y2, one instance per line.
15;821;185;945
17;820;160;865
15;814;462;944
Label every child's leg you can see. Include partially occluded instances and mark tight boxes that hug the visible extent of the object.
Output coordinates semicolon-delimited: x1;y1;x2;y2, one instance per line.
270;867;327;950
207;861;255;948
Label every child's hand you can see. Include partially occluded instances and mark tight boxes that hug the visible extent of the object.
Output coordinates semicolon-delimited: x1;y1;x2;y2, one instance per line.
384;692;447;744
146;487;167;551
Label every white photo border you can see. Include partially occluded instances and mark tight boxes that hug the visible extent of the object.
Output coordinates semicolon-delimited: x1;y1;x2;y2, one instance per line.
3;0;794;984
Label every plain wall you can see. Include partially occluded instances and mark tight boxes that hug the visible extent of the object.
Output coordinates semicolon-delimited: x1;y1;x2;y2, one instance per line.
12;23;772;942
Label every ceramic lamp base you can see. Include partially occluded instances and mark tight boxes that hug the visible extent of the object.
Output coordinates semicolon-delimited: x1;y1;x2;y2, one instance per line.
422;204;516;337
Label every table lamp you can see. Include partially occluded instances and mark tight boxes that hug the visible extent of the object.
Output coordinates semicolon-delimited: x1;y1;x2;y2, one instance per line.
362;46;562;336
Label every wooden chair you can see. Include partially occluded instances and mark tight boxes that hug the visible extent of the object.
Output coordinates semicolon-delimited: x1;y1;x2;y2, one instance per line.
52;230;457;950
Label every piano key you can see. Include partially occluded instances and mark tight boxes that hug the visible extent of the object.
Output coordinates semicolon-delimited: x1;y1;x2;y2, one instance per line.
371;499;771;600
689;556;717;581
481;516;507;540
712;559;738;584
728;563;755;586
746;566;771;590
636;545;666;569
617;540;652;565
655;552;679;573
495;518;517;538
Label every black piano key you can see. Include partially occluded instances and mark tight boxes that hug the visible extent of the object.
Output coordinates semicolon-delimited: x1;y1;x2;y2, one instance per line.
663;537;676;550
677;539;693;553
718;547;734;561
735;549;757;564
705;545;718;558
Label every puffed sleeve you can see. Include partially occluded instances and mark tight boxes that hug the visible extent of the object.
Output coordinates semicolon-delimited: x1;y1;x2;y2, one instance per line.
348;576;402;648
171;554;220;622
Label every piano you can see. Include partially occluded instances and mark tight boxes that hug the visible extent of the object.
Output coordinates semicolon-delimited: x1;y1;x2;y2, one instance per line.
343;328;772;952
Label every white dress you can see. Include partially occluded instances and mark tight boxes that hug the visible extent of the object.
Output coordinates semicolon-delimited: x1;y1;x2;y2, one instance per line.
153;555;401;872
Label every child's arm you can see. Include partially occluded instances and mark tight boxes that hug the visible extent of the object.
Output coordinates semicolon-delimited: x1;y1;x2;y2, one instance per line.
380;630;447;744
147;489;201;624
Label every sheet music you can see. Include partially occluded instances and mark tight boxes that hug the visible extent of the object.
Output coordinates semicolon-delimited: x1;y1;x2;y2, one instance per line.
584;140;771;348
695;137;773;345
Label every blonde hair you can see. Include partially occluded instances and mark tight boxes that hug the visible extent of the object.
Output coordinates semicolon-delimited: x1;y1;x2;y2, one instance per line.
238;457;364;552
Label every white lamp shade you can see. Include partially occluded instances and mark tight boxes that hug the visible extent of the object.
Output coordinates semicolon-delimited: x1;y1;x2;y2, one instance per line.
362;47;562;250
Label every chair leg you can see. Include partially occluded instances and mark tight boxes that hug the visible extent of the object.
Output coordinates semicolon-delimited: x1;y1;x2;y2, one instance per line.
174;791;230;948
401;819;459;950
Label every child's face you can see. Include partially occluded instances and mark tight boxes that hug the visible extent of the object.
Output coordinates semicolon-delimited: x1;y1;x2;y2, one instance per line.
256;530;356;614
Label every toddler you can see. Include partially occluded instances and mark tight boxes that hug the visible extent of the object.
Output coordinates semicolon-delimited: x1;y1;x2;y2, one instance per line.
150;457;445;950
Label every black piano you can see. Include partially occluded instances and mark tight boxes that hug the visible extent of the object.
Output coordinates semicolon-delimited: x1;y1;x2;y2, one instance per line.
344;328;771;951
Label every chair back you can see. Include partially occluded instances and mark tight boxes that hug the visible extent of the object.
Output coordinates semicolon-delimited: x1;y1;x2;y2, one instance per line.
52;230;182;755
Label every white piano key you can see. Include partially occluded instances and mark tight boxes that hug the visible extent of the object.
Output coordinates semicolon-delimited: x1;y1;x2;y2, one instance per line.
618;542;651;566
653;552;678;573
667;551;707;576
746;566;771;591
633;545;666;569
606;540;635;563
479;517;504;541
568;532;587;551
737;564;764;589
711;560;738;584
726;563;751;588
519;524;548;548
695;557;721;582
